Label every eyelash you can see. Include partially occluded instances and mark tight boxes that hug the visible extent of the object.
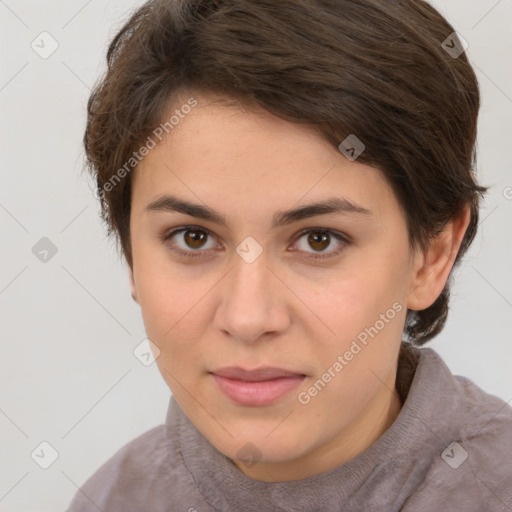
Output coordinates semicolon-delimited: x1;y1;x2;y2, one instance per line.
159;225;350;261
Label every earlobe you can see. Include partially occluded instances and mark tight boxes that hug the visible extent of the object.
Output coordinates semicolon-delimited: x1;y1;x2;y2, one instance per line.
406;206;471;311
128;266;139;304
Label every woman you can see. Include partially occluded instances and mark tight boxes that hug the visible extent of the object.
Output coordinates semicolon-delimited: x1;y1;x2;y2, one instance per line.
67;0;512;510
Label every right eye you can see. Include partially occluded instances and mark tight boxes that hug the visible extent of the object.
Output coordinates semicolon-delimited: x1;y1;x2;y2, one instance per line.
160;226;222;258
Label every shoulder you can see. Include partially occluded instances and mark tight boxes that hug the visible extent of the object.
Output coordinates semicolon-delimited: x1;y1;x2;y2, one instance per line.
455;374;512;498
65;424;184;511
454;372;512;460
405;364;512;511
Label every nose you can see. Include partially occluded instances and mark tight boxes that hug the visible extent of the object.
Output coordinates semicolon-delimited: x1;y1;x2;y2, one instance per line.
212;246;291;345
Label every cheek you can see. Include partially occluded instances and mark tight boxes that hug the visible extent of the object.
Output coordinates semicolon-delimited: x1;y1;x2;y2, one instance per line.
134;261;195;340
303;270;396;345
136;270;208;392
299;251;408;380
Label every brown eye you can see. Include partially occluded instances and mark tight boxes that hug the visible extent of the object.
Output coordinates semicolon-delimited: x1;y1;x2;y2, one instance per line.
307;231;331;252
161;226;220;258
291;228;349;260
161;225;349;261
183;229;208;249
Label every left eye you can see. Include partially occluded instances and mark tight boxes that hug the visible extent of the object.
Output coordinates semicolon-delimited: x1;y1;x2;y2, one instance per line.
160;226;349;260
291;229;348;259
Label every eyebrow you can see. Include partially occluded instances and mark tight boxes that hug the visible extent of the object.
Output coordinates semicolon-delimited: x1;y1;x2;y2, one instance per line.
145;194;372;230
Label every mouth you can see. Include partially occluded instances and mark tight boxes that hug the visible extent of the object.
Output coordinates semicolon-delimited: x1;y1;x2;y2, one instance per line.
209;366;307;406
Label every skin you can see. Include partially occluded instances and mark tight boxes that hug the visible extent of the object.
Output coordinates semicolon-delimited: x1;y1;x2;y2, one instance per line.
128;91;470;482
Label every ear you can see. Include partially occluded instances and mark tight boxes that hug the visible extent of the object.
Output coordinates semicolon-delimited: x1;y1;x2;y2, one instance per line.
128;265;139;304
407;206;471;311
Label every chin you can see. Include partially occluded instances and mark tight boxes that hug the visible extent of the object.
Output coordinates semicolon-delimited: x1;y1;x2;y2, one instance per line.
211;424;308;465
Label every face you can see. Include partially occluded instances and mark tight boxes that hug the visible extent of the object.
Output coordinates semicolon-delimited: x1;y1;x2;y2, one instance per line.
128;92;448;481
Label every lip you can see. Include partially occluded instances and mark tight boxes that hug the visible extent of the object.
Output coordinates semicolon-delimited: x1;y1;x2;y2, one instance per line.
210;366;306;406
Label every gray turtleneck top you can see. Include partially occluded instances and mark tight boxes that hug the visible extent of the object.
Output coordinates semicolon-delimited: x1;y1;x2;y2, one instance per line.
66;347;512;511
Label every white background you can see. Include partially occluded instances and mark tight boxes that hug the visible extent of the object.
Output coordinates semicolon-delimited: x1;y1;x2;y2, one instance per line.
1;1;511;510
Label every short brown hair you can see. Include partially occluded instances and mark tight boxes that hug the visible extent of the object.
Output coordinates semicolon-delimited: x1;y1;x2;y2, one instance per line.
83;0;487;345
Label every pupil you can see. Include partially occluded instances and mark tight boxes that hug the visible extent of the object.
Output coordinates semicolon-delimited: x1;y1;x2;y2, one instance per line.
186;230;205;248
309;232;329;251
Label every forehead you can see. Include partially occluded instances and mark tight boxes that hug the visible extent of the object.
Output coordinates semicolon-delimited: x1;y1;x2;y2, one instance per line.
131;93;397;223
